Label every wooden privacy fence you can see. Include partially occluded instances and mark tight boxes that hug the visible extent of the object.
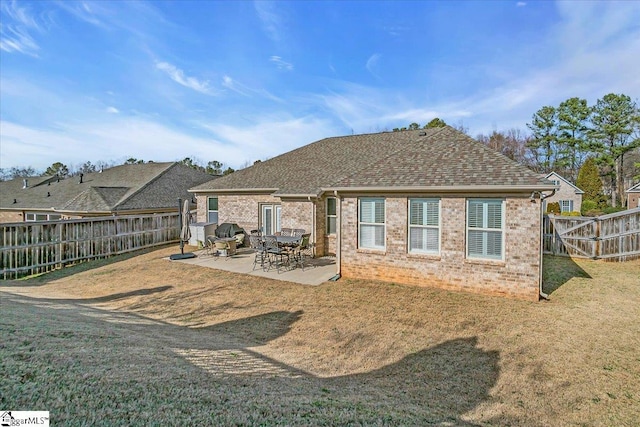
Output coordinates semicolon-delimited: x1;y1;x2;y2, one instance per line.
543;208;640;261
1;213;181;279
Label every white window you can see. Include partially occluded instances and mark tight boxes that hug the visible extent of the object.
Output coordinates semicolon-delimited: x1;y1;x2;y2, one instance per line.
207;197;218;223
326;197;337;234
25;212;62;222
408;198;440;254
359;198;385;250
467;199;504;260
560;200;573;212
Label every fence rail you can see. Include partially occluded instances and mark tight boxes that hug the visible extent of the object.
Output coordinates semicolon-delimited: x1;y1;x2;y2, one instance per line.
1;213;180;279
543;208;640;261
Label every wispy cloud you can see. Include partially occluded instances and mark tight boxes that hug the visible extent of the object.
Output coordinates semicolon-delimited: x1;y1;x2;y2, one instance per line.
255;1;282;42
156;61;219;95
270;55;293;71
516;2;527;7
55;1;106;28
222;75;283;102
365;53;382;78
106;106;119;114
0;0;42;56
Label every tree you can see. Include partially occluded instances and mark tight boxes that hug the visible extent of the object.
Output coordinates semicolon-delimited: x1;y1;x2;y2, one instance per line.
527;106;558;173
206;160;223;175
476;128;537;169
77;161;97;175
124;158;145;164
424;118;447;128
7;166;37;178
588;93;640;206
408;122;420;130
576;157;606;207
556;97;591;181
44;162;69;177
222;167;235;176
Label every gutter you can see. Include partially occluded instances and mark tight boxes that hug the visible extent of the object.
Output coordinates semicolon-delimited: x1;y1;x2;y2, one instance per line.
335;190;342;281
322;184;557;193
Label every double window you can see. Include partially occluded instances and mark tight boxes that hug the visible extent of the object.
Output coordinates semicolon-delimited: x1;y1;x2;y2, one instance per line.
326;197;337;234
408;198;440;254
560;200;573;213
359;198;385;250
207;197;218;223
467;199;504;260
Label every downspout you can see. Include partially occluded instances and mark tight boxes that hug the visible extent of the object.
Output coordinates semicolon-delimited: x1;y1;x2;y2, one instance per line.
537;188;557;300
308;196;316;257
334;190;342;280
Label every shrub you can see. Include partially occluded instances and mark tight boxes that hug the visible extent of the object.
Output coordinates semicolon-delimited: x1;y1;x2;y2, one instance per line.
581;200;599;216
561;211;581;216
546;202;561;214
603;206;627;214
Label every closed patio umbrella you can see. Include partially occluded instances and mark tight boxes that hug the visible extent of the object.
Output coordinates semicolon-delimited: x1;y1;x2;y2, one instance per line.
170;198;196;260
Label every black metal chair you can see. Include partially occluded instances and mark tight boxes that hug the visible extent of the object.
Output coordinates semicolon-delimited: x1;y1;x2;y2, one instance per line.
280;227;293;237
292;228;306;237
249;234;267;270
292;233;312;270
263;235;290;273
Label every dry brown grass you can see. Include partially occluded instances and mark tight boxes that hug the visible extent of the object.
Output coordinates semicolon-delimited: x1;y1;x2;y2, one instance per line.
1;245;639;426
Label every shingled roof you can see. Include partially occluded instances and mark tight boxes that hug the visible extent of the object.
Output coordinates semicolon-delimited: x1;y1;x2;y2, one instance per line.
1;162;214;214
191;126;553;196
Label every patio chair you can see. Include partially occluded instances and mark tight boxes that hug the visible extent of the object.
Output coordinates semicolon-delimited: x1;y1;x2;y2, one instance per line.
204;235;217;256
263;235;290;273
292;233;312;270
249;234;267;270
214;239;236;259
292;228;306;237
280;227;293;237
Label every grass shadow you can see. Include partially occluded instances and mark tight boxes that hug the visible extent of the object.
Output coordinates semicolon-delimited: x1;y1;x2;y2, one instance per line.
1;294;502;425
542;255;591;295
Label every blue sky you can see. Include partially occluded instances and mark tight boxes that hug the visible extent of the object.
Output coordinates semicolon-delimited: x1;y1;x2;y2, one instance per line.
1;0;639;172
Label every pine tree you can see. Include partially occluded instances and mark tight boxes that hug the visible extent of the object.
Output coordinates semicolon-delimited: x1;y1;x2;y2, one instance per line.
576;157;606;207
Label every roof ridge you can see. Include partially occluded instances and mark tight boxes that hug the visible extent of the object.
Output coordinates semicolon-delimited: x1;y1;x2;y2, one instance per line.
111;162;176;209
326;126;454;187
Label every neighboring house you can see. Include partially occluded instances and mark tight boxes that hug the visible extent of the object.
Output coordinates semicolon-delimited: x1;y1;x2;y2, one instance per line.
191;126;555;301
627;182;640;209
542;172;584;213
0;162;214;223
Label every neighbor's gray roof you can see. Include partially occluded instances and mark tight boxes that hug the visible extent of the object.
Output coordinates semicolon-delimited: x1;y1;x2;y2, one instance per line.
627;182;640;193
192;126;554;196
1;162;214;213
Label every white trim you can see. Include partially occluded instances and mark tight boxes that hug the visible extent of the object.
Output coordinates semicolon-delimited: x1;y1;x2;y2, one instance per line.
408;198;440;255
358;197;386;250
466;199;505;261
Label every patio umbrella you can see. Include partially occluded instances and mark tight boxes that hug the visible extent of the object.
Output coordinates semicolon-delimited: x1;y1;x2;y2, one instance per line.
180;199;191;248
170;198;196;260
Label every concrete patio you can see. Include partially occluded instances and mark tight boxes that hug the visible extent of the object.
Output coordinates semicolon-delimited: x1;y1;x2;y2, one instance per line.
169;247;338;286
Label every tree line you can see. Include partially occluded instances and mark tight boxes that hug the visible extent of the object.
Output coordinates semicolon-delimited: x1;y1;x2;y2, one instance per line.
0;157;235;181
3;93;638;207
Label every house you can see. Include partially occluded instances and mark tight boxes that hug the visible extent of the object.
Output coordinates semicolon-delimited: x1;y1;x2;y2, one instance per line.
627;182;640;209
190;126;556;301
541;172;584;213
0;162;214;223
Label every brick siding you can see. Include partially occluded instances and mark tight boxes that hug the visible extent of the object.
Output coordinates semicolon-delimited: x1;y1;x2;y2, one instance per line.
339;195;542;301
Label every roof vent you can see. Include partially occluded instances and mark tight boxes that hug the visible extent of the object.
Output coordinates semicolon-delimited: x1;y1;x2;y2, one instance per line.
13;198;17;204
23;179;28;188
47;192;51;197
79;173;84;184
419;131;427;136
